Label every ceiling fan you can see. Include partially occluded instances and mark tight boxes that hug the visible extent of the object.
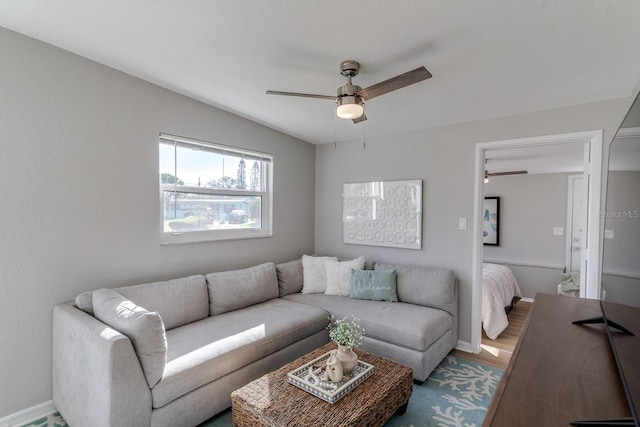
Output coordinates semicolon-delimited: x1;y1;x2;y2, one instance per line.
484;161;528;183
266;60;432;123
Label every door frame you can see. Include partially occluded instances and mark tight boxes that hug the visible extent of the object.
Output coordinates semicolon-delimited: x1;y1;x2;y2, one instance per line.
471;130;603;353
565;174;584;276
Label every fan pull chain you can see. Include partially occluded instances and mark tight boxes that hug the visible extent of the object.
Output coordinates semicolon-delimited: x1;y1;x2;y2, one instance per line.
363;118;367;149
334;102;338;148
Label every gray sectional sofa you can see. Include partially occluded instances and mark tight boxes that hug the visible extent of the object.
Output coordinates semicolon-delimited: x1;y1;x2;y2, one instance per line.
52;258;458;427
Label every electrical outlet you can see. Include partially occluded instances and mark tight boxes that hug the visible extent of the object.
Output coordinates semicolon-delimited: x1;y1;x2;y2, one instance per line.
604;229;615;239
458;218;467;230
553;227;564;236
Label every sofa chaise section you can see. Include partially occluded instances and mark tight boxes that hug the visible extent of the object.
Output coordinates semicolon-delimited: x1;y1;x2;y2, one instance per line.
53;263;329;427
281;260;458;381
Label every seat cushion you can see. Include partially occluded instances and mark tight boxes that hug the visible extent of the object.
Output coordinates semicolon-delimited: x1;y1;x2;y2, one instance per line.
151;298;329;409
283;293;452;352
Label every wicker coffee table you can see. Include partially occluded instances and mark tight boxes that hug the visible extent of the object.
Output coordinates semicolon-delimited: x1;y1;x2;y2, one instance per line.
231;342;413;427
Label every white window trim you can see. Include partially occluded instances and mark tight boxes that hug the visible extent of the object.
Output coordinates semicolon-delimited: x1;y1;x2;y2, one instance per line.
159;134;273;245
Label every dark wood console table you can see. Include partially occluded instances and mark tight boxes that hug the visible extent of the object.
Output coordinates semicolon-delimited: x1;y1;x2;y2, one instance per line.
483;294;639;426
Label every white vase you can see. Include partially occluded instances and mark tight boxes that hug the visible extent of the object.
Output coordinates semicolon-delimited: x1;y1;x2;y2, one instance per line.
336;344;358;374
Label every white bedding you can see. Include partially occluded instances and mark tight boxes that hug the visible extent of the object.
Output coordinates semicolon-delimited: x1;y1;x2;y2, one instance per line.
482;263;522;340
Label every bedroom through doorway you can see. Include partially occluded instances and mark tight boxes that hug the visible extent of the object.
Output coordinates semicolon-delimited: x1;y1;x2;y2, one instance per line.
470;130;603;354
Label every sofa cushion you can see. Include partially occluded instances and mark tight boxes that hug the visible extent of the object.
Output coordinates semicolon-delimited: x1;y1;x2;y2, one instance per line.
350;269;398;302
75;275;209;330
283;293;452;352
301;255;338;293
324;257;365;296
92;288;167;388
206;262;279;315
276;259;303;296
374;263;457;315
151;298;329;409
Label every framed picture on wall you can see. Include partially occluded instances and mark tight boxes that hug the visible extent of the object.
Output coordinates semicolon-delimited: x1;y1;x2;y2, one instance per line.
483;197;500;246
342;179;422;250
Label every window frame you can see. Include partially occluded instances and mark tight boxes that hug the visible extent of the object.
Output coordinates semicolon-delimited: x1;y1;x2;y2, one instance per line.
159;133;273;245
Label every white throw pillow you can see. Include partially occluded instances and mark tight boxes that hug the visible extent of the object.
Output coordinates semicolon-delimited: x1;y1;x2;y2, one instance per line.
92;288;167;388
301;255;338;293
325;257;366;296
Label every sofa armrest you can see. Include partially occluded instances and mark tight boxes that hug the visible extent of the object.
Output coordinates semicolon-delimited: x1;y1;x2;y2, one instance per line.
53;304;152;427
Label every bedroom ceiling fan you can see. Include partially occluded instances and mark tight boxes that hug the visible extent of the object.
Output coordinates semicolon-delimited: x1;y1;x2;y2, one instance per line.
266;60;432;124
484;166;528;183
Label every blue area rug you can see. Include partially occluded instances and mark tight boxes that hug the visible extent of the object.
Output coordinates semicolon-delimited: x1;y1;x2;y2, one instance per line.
384;356;502;427
24;356;502;427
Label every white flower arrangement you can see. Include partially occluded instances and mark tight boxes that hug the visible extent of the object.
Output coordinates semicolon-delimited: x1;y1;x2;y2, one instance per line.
327;315;365;348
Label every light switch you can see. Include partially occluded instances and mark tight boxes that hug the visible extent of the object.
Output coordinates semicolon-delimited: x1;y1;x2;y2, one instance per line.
553;227;564;236
605;229;615;239
458;218;467;230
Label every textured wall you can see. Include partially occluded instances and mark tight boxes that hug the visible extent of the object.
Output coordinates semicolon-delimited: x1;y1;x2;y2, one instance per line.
0;27;315;417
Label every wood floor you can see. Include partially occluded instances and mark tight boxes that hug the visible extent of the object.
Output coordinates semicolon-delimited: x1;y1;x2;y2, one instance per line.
451;300;531;369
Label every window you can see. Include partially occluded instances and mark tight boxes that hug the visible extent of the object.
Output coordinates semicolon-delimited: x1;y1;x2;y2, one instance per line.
159;134;273;244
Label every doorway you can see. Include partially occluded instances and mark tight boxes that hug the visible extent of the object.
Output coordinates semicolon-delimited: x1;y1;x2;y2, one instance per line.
566;175;585;276
470;130;603;353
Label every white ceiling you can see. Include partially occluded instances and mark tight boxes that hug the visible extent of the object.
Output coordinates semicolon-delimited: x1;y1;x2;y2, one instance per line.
1;1;640;145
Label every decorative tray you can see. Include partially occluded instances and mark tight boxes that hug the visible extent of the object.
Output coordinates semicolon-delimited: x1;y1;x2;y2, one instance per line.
287;351;374;404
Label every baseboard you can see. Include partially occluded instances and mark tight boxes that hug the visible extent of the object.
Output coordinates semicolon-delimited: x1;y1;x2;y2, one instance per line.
0;401;56;427
455;340;473;353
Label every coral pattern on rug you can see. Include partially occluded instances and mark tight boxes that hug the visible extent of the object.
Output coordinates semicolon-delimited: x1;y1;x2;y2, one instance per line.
22;412;66;427
384;356;502;427
22;356;502;427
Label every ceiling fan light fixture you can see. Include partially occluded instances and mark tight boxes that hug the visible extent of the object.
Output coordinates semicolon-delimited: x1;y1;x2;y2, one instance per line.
336;96;364;119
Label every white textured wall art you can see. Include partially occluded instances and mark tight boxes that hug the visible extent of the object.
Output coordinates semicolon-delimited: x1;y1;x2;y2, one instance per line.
343;180;422;250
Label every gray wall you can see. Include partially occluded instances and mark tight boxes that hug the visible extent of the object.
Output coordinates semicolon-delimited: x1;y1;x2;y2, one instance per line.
602;171;640;306
621;98;640;127
0;27;315;417
483;173;571;298
315;98;630;347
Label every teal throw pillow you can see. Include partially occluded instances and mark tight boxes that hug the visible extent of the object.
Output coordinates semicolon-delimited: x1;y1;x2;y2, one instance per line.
350;269;398;302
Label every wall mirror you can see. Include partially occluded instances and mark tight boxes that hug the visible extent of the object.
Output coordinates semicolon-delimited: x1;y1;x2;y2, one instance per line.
601;92;640;307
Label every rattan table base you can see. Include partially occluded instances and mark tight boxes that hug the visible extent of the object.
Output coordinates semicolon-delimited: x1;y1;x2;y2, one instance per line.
231;342;413;427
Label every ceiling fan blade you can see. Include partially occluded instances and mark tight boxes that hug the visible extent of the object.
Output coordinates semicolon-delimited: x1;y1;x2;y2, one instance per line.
352;114;367;124
357;67;432;100
488;170;528;176
266;90;335;100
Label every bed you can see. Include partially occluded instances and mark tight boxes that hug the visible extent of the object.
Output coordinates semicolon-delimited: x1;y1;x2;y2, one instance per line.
482;263;522;339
